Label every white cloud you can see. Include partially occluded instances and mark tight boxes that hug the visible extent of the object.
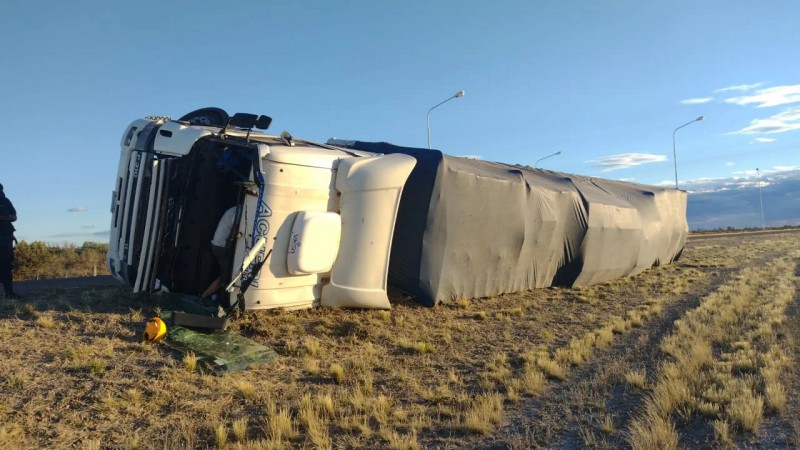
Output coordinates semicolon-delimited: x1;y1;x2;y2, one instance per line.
67;206;87;213
732;166;798;177
686;176;727;185
51;229;109;238
590;153;667;171
725;161;735;167
680;97;713;105
713;82;765;93
681;167;800;194
617;177;635;182
752;137;776;143
724;84;800;108
731;106;800;135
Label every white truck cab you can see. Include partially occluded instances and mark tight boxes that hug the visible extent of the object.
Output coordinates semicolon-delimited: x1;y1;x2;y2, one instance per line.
108;108;415;311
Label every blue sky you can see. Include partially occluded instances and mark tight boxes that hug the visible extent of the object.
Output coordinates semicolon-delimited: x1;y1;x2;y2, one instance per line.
1;1;798;243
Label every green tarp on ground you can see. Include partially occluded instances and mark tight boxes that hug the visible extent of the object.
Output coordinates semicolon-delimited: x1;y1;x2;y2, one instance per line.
166;325;278;373
153;293;278;373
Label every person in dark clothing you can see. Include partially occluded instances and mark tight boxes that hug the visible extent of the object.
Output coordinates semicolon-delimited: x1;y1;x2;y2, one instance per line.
0;183;19;299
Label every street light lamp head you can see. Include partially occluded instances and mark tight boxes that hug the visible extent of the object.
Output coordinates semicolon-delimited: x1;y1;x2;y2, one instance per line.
696;115;705;121
534;150;562;168
427;90;467;149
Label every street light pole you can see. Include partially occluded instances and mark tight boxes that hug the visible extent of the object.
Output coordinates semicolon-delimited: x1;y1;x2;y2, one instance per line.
427;90;465;150
672;115;704;189
756;168;765;230
534;151;562;168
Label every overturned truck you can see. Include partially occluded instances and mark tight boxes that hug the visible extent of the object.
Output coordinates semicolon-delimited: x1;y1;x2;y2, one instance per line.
108;108;688;312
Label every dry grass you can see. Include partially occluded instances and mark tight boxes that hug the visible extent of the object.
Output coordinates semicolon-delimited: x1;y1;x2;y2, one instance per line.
711;419;733;447
267;407;298;442
463;393;504;434
232;417;248;442
396;339;436;354
627;410;679;450
535;357;567;380
1;231;798;448
234;379;257;400
625;370;647;389
214;423;228;449
599;414;616;434
329;363;345;384
34;314;56;329
517;365;546;396
183;351;198;372
764;382;787;413
627;253;797;447
728;389;765;431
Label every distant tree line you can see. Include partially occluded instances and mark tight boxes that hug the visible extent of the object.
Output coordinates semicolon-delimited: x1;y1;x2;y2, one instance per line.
13;241;109;280
691;225;800;234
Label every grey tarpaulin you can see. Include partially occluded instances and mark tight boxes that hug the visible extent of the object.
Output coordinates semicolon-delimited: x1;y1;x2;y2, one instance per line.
332;141;689;307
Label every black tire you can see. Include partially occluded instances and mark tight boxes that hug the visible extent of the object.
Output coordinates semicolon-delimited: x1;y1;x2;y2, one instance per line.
178;107;230;127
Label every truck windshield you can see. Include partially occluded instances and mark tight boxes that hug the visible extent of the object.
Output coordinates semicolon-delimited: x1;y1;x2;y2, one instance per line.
155;139;256;296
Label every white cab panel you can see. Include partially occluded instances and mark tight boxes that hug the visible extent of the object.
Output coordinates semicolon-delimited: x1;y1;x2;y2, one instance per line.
231;145;345;310
153;121;214;156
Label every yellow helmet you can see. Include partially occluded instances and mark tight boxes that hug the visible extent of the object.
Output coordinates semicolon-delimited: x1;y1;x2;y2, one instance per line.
143;317;167;343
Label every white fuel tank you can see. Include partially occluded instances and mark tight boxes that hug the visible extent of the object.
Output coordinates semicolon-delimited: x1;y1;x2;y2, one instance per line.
321;153;417;309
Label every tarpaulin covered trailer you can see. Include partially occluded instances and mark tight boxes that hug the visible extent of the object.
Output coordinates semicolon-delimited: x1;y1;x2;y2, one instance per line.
109;107;688;315
328;141;689;307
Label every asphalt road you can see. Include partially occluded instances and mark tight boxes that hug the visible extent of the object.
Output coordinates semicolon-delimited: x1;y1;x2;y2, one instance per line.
13;275;122;296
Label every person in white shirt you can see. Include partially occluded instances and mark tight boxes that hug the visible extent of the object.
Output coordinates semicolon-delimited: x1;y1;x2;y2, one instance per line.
201;206;237;299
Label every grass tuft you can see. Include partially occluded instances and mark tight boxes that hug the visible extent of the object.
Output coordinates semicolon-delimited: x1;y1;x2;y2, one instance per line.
35;314;56;329
463;393;504;434
627;410;678;450
382;428;420;450
518;365;546;395
397;339;436;354
764;382;787;413
183;352;197;372
535;357;566;380
711;419;733;447
267;407;298;441
625;370;647;389
234;380;257;400
302;337;321;357
214;423;228;449
232;418;248;442
329;363;345;384
728;389;764;431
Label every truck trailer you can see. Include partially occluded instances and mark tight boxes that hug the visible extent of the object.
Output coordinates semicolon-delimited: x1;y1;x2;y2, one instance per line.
109;107;689;315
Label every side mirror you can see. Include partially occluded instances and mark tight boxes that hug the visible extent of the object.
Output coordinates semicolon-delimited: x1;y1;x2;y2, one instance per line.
228;113;259;129
228;113;273;130
255;115;272;130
